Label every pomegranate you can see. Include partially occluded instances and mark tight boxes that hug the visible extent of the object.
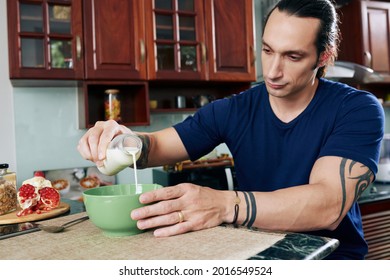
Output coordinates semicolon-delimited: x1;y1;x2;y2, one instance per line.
16;177;61;216
17;184;39;210
33;171;45;178
39;187;60;209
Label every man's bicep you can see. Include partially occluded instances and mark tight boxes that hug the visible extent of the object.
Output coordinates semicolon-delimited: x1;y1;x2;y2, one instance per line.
310;156;373;223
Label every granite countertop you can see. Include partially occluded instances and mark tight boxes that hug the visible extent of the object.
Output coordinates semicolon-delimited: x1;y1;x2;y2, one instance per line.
249;232;339;260
0;199;339;260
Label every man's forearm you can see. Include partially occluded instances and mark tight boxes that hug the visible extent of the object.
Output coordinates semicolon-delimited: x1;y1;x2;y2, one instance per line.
134;134;151;169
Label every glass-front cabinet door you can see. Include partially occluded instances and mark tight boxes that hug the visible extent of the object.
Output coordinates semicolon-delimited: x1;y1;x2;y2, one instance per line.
145;0;256;82
145;0;207;80
7;0;83;79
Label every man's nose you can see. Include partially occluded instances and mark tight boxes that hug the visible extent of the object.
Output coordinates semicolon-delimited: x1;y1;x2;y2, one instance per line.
267;56;283;79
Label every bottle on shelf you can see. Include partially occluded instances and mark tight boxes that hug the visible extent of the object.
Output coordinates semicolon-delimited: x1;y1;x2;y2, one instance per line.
104;89;121;122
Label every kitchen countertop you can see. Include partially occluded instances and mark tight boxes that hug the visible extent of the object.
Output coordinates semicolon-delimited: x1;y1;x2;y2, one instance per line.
358;183;390;204
248;232;338;260
0;200;339;260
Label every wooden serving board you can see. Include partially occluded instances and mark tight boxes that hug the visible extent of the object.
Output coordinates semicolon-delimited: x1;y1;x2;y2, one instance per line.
0;202;70;225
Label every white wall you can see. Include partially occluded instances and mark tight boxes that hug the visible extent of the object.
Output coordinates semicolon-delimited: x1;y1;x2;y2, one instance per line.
0;0;17;171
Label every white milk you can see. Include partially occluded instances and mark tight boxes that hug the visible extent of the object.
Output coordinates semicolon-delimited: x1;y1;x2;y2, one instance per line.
130;148;139;188
98;147;140;180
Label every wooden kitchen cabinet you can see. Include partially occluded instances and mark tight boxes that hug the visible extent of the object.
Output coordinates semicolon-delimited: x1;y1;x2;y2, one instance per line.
80;0;149;127
338;0;390;73
145;0;256;82
7;0;84;80
360;199;390;259
145;0;206;80
8;0;256;125
7;0;146;81
8;0;256;82
78;81;150;128
83;0;146;80
204;0;256;81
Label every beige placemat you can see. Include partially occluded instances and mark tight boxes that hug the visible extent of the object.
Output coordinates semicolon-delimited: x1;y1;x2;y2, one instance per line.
0;212;285;260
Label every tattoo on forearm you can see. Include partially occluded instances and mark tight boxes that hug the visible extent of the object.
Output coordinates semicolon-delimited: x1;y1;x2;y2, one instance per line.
241;191;257;228
134;134;151;169
338;158;373;219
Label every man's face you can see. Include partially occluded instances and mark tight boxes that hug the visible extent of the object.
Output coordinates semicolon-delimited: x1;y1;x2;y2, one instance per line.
261;9;322;99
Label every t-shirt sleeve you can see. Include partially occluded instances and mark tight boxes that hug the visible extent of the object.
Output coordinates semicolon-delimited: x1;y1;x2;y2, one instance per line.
173;98;231;161
319;91;384;174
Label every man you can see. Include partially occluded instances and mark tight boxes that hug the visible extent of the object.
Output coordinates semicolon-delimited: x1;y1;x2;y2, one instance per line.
78;0;384;259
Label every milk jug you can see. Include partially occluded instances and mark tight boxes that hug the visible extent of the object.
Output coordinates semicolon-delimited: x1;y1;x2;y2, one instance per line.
98;134;142;176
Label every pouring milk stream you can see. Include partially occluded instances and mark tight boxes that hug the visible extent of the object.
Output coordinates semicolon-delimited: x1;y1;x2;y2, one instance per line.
97;134;142;186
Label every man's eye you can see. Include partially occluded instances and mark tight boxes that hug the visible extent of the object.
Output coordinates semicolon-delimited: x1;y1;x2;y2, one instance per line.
289;55;300;61
262;48;271;54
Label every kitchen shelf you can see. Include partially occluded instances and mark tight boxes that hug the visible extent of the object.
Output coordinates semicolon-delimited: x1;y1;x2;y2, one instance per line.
148;81;251;113
78;81;150;129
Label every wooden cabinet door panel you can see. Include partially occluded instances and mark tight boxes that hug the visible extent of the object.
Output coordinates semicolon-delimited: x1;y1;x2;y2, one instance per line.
361;1;390;73
205;0;256;81
83;0;146;80
338;1;390;74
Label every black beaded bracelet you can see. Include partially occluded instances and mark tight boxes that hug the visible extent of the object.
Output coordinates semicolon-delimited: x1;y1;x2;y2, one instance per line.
232;190;240;227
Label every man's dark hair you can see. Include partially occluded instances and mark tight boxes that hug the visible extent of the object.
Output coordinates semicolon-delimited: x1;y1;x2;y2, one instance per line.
263;0;340;78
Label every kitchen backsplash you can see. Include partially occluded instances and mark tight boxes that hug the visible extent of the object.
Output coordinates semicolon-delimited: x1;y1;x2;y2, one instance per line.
12;86;230;186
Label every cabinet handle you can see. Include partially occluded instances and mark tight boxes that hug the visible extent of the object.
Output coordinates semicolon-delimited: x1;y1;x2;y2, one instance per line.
140;39;145;63
250;45;256;66
201;42;207;64
76;36;82;60
364;51;372;69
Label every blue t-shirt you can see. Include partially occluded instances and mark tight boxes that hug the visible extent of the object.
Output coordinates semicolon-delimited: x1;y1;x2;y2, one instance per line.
174;78;384;259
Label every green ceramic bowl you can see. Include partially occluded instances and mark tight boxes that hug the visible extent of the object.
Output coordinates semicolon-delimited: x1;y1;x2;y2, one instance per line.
83;184;162;237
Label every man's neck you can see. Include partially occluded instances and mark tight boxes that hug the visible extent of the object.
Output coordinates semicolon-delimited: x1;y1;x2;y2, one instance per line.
269;79;319;123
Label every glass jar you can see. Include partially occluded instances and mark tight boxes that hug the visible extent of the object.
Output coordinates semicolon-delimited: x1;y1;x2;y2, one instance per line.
104;89;121;122
0;163;17;215
98;134;143;176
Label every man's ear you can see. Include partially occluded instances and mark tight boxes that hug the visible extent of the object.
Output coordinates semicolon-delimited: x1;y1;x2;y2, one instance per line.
318;50;333;67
